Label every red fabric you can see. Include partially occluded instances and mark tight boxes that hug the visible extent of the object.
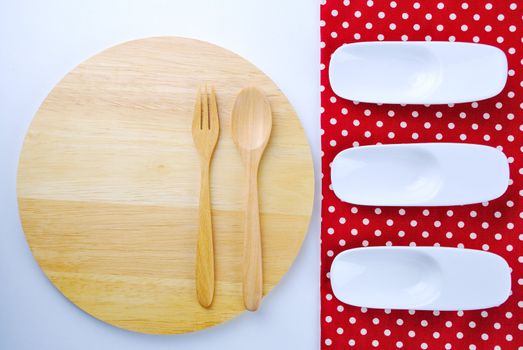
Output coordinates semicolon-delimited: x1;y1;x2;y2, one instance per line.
320;1;522;349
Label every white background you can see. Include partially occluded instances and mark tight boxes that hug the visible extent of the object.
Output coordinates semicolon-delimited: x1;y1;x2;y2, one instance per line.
0;1;321;349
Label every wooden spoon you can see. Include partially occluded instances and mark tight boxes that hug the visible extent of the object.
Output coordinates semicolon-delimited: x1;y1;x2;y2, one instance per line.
231;87;272;311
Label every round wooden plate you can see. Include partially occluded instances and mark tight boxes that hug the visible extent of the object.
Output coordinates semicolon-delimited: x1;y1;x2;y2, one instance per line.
17;37;314;334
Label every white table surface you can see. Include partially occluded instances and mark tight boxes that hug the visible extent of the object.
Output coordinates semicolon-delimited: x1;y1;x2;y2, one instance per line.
0;1;321;349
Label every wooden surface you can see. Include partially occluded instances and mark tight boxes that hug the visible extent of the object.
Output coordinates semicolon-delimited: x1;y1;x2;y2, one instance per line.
17;37;314;334
231;87;273;311
192;87;220;308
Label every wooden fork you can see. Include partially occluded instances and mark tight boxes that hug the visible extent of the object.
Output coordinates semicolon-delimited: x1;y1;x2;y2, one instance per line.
192;86;219;308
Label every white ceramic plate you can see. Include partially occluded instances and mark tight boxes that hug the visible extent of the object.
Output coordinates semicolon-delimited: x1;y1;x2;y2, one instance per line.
331;143;509;206
329;41;508;104
330;247;511;311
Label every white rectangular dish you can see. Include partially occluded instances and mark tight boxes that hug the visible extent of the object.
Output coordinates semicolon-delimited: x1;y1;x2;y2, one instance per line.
330;143;509;207
330;247;511;311
329;41;508;105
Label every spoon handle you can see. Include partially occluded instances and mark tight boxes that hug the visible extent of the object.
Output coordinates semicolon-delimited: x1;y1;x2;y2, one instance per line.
243;163;263;311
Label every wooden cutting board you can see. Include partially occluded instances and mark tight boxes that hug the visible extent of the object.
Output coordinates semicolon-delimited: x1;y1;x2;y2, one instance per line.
17;37;314;334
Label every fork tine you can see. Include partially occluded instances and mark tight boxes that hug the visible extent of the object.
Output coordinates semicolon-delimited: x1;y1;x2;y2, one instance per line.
193;88;202;130
209;87;219;130
202;85;209;130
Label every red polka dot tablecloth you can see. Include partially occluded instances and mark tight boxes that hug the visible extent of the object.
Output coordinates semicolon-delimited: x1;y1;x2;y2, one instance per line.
320;1;522;349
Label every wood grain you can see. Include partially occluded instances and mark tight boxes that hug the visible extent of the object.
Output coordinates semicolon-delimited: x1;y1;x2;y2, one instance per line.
17;37;314;334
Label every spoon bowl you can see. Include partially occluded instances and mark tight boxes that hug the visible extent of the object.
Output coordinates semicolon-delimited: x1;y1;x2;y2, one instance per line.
231;87;272;156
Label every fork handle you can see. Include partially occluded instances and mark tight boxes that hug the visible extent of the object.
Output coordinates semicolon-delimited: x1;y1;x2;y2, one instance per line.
243;162;263;311
196;159;214;308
